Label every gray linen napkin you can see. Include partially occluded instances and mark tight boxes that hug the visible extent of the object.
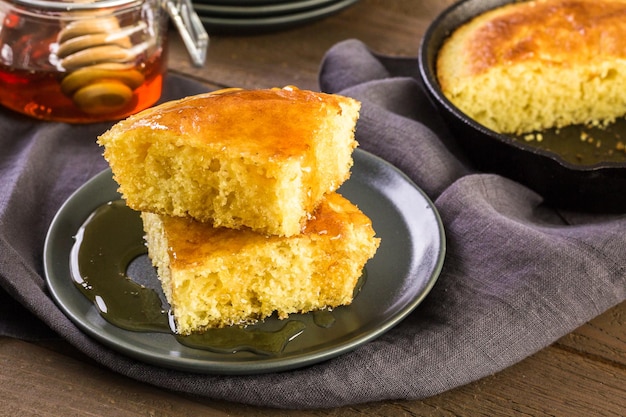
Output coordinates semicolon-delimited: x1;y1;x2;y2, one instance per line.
1;39;625;409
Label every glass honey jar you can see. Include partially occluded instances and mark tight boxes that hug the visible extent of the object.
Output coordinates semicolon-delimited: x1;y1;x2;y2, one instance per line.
0;0;207;123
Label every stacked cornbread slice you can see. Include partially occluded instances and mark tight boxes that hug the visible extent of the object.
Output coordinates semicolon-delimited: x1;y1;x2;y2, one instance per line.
98;87;380;334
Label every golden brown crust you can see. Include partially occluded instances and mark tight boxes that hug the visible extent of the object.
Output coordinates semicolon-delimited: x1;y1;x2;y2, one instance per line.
160;192;374;270
453;0;626;77
436;0;626;134
104;86;357;160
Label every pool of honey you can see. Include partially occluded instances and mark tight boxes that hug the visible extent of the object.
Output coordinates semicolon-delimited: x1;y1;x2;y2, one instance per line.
70;200;364;355
513;118;626;166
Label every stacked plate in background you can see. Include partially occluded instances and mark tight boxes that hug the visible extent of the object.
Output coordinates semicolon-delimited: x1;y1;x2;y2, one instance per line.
192;0;360;33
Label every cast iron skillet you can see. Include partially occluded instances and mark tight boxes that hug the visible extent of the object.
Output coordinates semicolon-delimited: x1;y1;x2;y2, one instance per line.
418;0;626;212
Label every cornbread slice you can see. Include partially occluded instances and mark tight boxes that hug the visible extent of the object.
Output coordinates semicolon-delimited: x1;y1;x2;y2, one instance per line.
98;87;361;237
437;0;626;134
141;192;380;335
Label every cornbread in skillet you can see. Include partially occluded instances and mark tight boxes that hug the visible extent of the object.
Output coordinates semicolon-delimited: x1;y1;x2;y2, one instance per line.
141;192;380;334
436;0;626;134
98;87;360;237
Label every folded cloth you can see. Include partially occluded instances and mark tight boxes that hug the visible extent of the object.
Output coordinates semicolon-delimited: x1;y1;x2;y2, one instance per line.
1;40;625;409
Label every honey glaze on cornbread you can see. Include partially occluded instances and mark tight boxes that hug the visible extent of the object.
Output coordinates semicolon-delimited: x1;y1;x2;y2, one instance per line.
163;192;371;270
125;88;333;158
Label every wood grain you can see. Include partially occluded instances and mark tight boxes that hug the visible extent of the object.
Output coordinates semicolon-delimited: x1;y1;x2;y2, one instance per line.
1;315;625;417
167;0;458;91
557;303;626;367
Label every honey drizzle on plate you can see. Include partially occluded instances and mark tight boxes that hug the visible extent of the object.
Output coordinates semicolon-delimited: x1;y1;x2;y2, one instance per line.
69;200;366;355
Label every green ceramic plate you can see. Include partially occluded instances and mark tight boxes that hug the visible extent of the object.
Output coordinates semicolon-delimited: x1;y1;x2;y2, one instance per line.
44;149;445;375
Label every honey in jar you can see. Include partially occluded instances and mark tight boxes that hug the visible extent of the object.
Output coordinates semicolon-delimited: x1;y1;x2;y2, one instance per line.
0;0;207;123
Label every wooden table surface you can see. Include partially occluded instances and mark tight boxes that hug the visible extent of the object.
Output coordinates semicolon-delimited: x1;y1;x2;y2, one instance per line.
2;1;625;415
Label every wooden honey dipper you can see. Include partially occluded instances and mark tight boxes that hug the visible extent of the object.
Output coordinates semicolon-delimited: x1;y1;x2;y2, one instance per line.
56;15;152;115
